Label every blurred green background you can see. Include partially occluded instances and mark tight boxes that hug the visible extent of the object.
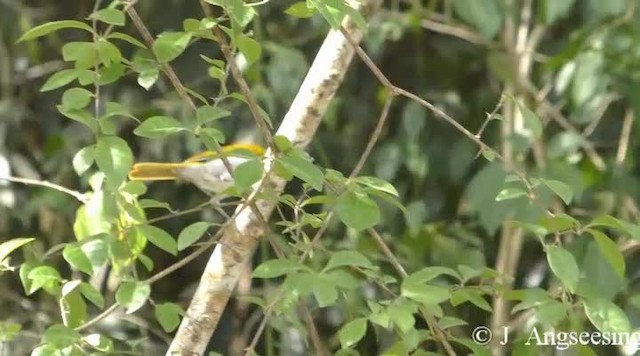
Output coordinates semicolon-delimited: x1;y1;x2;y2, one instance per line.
2;0;640;354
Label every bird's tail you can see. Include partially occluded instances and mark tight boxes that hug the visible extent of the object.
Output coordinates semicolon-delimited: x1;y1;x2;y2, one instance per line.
128;162;197;181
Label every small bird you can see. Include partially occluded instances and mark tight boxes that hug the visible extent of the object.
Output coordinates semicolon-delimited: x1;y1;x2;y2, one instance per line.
128;143;265;195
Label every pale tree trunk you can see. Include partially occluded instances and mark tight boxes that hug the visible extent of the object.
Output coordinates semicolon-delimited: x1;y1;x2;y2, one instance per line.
167;2;381;354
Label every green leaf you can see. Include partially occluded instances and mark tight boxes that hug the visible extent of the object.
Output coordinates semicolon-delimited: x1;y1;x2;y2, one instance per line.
61;289;87;327
401;281;450;306
226;0;256;27
155;303;183;332
451;0;503;39
338;318;367;349
516;102;543;139
107;32;147;48
90;8;125;26
183;18;203;33
18;20;93;42
354;176;399;197
234;159;263;190
152;32;192;63
323;250;375;272
41;69;77;92
62;87;93;110
94;136;133;187
584;298;631;334
405;267;461;284
273;135;293;152
74;194;112;240
438;316;468;330
63;243;94;275
136;225;177;256
80;238;108;268
0;238;35;264
310;0;347;28
363;188;408;215
546;245;579;293
134;116;188;138
495;188;528;201
458;265;483;283
72;146;94;176
541;179;573;205
277;153;324;191
325;269;359;290
208;66;226;80
95;40;123;66
139;199;173;211
116;281;151;314
177;222;213;251
388;302;416;333
312;277;339;307
42;324;81;348
285;2;316;17
62;42;98;69
588;215;640;240
540;213;579;233
450;289;492;311
138;69;159;90
57;106;97;132
199;127;226;145
103;101;131;118
138;254;154;271
79;282;104;308
253;258;305;278
236;34;261;64
586;229;625;279
196;105;231;124
336;190;380;231
122;181;147;196
27;265;61;282
536;299;568;326
123;202;146;223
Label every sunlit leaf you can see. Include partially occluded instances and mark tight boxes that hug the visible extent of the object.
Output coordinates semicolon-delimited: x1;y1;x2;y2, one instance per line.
152;32;192;63
155;303;183;332
177;222;213;251
116;281;151;314
18;20;93;42
336;190;380;231
546;245;579;293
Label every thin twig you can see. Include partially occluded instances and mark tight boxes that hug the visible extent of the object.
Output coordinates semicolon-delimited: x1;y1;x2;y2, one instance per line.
475;92;506;140
349;94;395;178
367;228;407;277
75;303;119;331
300;301;329;356
1;176;88;202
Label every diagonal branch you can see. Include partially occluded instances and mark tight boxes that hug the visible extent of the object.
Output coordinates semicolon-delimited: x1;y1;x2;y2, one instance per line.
166;2;382;354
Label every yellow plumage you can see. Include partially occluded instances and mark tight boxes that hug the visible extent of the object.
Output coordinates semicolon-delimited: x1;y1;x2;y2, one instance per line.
128;143;265;194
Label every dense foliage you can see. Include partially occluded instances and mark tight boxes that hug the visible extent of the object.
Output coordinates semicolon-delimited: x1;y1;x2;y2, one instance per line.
1;0;640;355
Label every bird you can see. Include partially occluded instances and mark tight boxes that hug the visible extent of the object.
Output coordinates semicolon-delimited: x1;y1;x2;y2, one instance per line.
128;143;265;195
